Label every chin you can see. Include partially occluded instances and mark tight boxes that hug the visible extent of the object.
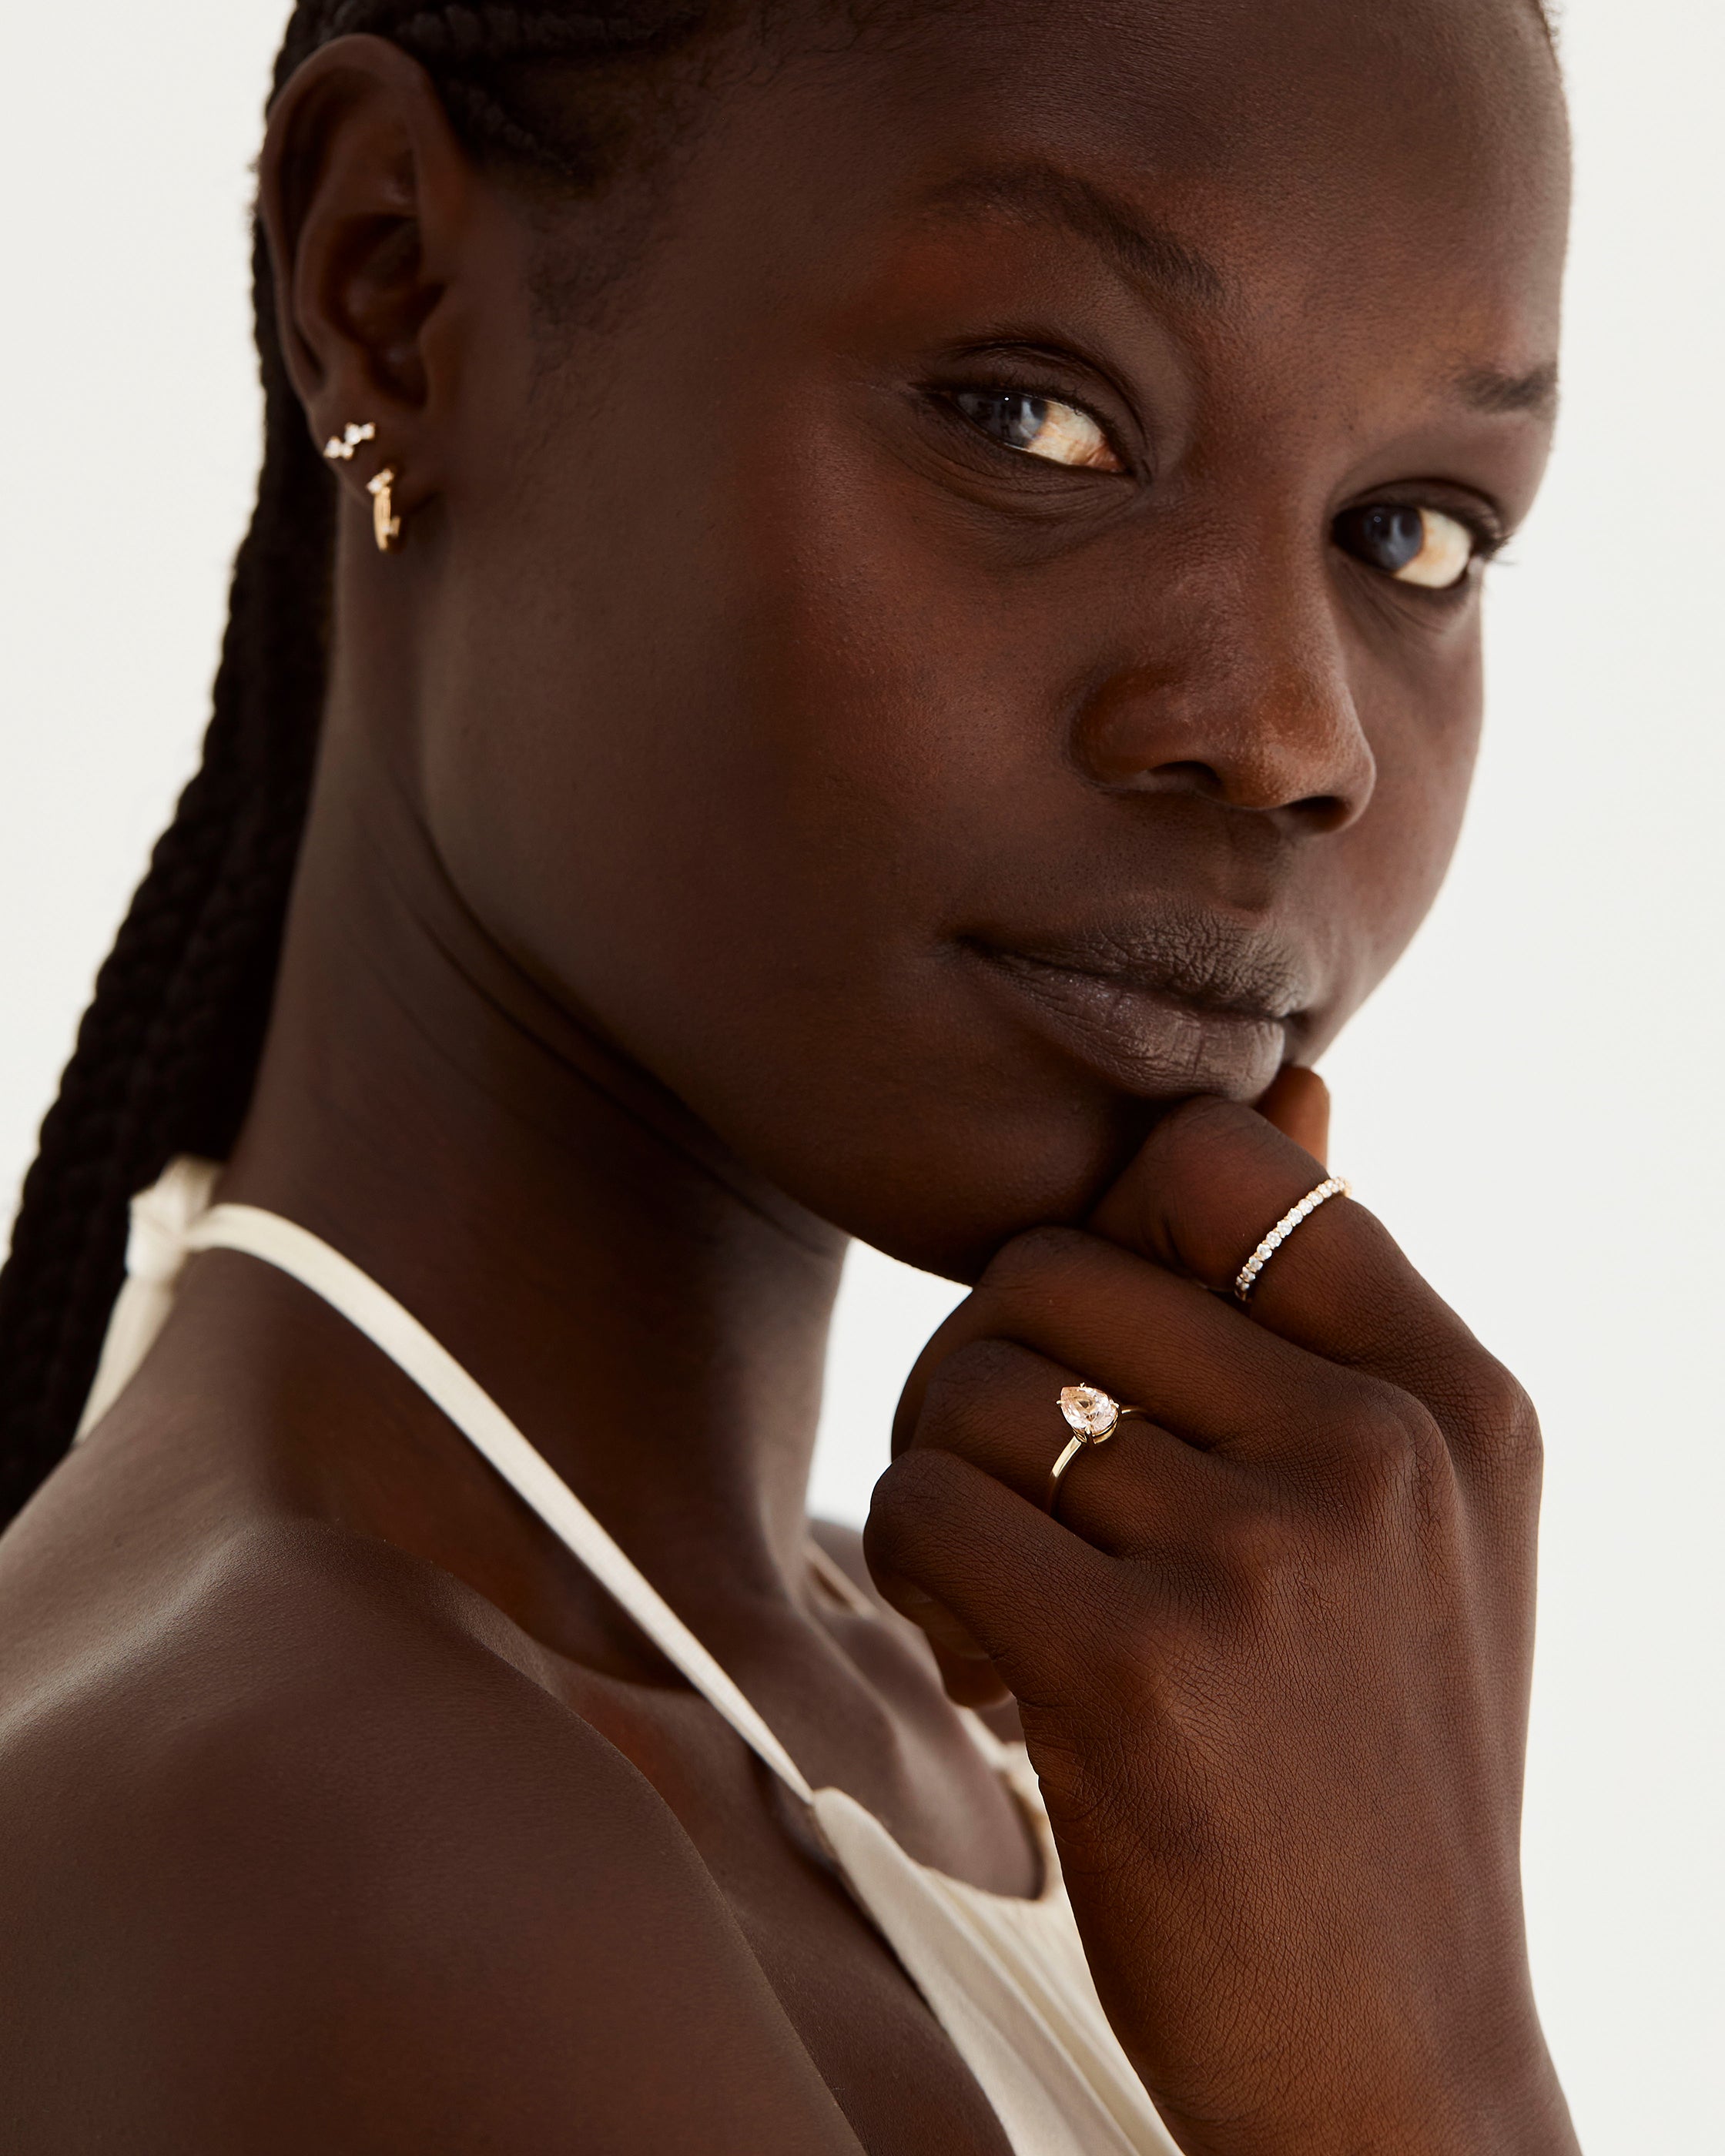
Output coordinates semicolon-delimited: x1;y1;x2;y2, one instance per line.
766;1081;1170;1285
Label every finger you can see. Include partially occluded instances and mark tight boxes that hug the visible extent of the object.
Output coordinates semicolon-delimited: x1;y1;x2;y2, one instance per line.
1087;1093;1333;1292
864;1446;1125;1712
906;1333;1220;1550
1085;1096;1519;1465
1255;1065;1330;1164
899;1225;1418;1477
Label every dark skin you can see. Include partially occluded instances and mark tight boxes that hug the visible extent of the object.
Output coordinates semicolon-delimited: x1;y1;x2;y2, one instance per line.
0;2;1576;2150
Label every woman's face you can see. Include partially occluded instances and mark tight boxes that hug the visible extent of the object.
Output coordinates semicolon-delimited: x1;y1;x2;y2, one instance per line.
411;0;1567;1277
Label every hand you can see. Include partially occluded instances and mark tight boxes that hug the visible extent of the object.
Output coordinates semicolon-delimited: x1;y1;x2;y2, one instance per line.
865;1081;1578;2155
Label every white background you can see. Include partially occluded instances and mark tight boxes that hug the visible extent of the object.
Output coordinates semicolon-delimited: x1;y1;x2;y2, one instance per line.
2;4;1720;2144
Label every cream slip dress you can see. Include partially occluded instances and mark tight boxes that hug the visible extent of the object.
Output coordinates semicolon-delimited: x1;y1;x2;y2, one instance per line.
77;1160;1183;2156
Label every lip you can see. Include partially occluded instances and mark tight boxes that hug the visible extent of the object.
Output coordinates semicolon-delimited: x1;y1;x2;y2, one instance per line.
963;919;1308;1101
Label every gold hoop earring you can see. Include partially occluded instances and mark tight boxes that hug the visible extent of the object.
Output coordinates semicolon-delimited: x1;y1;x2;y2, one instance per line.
367;467;404;554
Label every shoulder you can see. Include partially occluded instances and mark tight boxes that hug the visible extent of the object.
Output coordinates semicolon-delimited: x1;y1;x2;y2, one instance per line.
0;1518;859;2154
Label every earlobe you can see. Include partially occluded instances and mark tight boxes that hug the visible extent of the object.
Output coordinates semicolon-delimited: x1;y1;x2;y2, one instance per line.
321;420;404;553
259;33;473;533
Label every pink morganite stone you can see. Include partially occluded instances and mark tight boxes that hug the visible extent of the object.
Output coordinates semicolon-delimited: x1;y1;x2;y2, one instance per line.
1058;1384;1118;1439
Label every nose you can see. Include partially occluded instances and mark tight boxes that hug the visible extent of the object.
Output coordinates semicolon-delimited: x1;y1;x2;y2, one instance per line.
1073;584;1376;835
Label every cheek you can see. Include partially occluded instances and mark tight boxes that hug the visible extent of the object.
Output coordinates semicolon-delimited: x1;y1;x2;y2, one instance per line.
431;454;983;1004
1320;638;1485;1033
414;398;1134;1264
431;329;1059;1024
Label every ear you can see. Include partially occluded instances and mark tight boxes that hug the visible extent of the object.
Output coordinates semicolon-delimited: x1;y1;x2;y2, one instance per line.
259;35;475;531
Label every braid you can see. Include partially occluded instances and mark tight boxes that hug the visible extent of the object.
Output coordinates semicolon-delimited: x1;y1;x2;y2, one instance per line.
282;5;715;183
0;0;722;1527
0;233;328;1523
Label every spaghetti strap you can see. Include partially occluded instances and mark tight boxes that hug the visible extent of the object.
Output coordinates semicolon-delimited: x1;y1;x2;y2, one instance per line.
183;1204;818;1807
79;1163;1184;2154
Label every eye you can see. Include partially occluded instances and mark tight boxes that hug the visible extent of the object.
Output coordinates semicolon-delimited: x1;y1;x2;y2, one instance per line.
1333;504;1479;591
950;389;1124;473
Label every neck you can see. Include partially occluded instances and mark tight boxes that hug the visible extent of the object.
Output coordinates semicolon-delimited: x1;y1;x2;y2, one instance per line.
219;717;849;1607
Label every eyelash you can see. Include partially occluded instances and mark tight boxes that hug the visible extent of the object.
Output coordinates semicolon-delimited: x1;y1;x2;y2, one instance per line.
929;353;1134;464
965;394;1120;455
1338;499;1509;604
933;368;1509;588
1363;498;1508;561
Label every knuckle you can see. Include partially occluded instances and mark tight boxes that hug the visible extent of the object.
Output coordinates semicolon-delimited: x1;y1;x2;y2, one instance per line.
977;1223;1090;1301
865;1445;975;1556
1143;1096;1290;1202
1203;1498;1305;1613
1307;1387;1456;1551
916;1335;1033;1439
1342;1389;1441;1508
1083;1587;1184;1709
1111;1096;1315;1284
1151;1092;1263;1161
1460;1355;1544;1483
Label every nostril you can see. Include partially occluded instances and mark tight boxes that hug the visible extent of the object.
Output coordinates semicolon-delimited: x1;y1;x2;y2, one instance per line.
1100;758;1358;833
1072;662;1375;825
1124;759;1227;798
1147;771;1352;834
1288;792;1354;835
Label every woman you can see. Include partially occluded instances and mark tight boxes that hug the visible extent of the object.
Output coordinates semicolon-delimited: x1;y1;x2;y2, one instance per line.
0;0;1578;2148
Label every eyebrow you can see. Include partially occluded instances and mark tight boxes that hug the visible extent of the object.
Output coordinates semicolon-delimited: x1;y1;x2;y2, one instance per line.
1454;359;1560;420
920;164;1559;423
917;165;1228;309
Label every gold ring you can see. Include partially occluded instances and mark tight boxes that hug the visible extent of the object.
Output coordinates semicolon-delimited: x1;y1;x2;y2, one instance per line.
1047;1384;1147;1514
1233;1176;1351;1303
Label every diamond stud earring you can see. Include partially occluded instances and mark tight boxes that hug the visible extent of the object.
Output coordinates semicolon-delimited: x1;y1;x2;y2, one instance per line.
322;421;377;463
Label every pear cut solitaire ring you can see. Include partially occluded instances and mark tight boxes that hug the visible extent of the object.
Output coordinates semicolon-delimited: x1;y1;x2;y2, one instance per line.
1047;1384;1148;1513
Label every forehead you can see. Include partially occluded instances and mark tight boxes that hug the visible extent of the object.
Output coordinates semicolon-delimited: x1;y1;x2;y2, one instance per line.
837;0;1566;203
721;0;1569;353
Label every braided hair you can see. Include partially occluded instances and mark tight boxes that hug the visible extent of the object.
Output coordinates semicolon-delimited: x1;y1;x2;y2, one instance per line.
0;2;724;1527
0;0;1559;1528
